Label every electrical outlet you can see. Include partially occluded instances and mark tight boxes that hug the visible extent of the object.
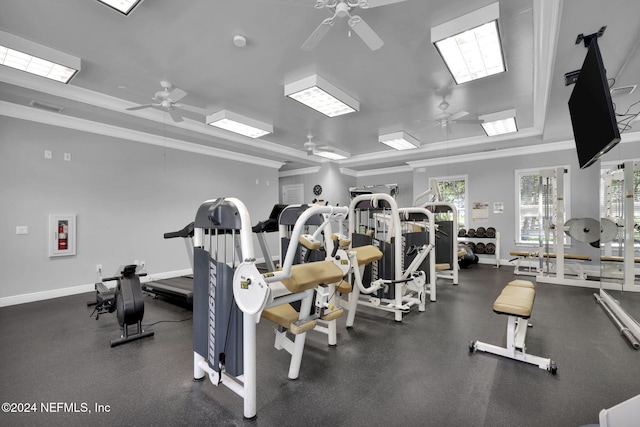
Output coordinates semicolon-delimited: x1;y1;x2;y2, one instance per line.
64;153;71;161
44;150;52;159
140;260;145;268
96;264;102;273
16;226;29;235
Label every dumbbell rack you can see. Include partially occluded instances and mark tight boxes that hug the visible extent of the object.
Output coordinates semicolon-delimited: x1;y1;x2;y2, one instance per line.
458;227;500;267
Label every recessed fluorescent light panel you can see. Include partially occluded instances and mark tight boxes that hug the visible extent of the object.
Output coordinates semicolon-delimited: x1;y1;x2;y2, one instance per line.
379;131;420;150
206;110;273;138
479;109;517;136
284;74;359;117
0;31;80;83
314;151;348;160
314;147;350;160
97;0;144;15
431;2;505;84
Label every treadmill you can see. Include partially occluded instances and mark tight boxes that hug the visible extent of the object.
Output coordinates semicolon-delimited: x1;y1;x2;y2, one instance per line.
252;204;287;272
141;222;194;306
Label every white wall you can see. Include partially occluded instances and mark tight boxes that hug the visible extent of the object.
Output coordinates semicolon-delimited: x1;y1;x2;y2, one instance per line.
0;117;279;304
279;163;356;207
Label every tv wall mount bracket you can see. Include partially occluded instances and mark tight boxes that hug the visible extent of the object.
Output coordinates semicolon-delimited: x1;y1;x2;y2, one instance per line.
565;26;607;86
575;26;607;48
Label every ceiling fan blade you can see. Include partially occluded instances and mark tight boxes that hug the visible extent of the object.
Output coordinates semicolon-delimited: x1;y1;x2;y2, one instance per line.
301;18;334;50
360;0;409;8
126;103;156;111
168;108;184;122
349;15;383;50
169;87;187;103
167;108;184;122
449;111;469;121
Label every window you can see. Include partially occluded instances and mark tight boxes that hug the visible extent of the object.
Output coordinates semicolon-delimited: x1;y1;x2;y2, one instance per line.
515;167;571;245
431;175;467;229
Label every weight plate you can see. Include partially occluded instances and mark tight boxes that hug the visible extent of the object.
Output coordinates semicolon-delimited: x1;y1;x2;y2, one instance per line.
467;228;476;237
476;227;486;237
458;228;467;237
486;227;496;238
475;242;486;254
485;242;496;254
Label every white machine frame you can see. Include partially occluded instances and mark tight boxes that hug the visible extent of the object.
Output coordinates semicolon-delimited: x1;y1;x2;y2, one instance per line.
596;161;640;348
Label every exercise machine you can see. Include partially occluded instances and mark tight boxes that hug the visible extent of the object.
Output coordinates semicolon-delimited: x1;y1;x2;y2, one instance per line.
141;222;195;305
340;193;435;324
192;197;347;419
414;186;460;285
277;203;351;346
88;264;154;347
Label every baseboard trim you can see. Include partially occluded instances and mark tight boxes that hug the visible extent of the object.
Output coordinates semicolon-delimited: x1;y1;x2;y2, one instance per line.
0;268;194;307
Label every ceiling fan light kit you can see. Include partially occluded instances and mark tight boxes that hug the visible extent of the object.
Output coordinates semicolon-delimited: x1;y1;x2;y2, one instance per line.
479;109;518;136
0;30;80;84
284;74;359;117
206;110;273;138
431;2;506;84
379;131;420;150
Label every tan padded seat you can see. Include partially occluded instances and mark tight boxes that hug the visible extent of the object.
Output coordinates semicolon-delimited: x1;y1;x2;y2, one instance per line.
493;284;535;318
458;249;467;258
280;261;344;294
507;279;535;288
349;245;383;266
261;304;316;334
510;251;532;257
336;279;352;294
262;304;298;327
436;263;451;271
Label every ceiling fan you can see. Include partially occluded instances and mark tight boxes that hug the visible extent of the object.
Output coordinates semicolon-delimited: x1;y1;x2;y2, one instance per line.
301;0;409;51
126;80;188;122
294;133;340;157
427;98;482;136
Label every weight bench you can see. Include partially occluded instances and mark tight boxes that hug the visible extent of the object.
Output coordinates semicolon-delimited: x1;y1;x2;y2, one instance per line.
469;279;557;374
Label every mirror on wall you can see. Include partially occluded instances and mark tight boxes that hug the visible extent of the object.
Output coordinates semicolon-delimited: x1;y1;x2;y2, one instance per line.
597;160;640;349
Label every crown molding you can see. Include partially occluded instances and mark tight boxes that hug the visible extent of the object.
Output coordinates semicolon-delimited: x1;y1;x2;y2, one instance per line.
0;101;285;169
278;166;321;177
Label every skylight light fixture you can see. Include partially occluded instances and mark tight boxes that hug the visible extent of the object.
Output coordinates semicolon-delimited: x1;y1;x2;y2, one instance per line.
431;2;505;84
314;147;350;160
479;109;517;136
206;110;273;138
0;30;80;83
379;131;420;151
284;74;359;117
97;0;144;15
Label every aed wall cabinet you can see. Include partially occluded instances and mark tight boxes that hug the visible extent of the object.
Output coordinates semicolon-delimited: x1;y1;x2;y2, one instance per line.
49;214;76;257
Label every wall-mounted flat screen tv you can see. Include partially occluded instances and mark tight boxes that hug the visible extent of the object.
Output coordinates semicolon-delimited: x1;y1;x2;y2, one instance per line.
568;38;620;169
